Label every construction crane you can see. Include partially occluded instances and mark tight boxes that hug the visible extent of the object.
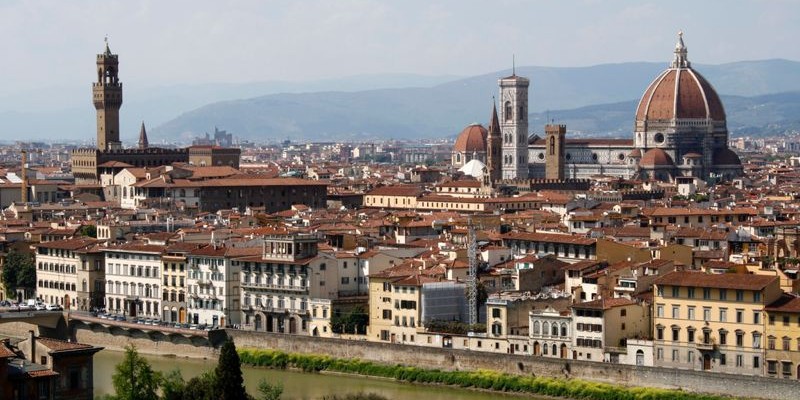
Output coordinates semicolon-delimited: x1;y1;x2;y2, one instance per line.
20;149;29;204
463;213;504;328
466;215;478;327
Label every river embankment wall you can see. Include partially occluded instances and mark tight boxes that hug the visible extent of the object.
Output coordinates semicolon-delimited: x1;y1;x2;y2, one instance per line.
2;321;797;400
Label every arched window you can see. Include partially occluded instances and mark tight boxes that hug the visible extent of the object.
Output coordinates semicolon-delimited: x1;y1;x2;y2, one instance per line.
504;101;512;121
518;105;524;120
549;136;555;156
551;323;559;336
561;323;567;337
543;322;550;336
533;321;540;335
552;344;557;355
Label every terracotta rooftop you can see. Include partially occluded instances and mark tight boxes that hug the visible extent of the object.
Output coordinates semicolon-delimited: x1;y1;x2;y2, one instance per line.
36;238;99;251
765;293;800;313
502;231;595;246
654;271;777;291
453;124;488;153
573;297;637;310
367;185;423;197
36;337;94;352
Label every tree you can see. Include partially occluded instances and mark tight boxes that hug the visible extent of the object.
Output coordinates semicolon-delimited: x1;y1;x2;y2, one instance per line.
215;338;247;400
79;224;97;238
257;379;283;400
1;249;35;297
111;345;161;400
159;369;186;400
331;307;369;334
182;371;217;400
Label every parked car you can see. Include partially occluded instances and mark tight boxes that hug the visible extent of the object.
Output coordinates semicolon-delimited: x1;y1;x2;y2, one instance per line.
34;304;47;311
46;304;62;311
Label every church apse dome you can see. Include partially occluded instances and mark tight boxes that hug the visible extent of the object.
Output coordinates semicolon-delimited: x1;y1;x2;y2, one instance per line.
452;123;488;168
454;123;488;153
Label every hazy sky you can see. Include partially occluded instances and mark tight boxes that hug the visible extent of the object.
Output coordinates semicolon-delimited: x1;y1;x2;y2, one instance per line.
1;0;798;94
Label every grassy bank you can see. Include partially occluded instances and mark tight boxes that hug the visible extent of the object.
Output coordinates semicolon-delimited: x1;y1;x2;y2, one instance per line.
238;348;733;400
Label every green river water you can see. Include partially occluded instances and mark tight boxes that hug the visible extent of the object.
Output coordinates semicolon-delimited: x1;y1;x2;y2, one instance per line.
93;349;546;400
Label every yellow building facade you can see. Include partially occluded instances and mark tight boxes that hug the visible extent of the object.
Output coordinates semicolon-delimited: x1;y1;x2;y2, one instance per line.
653;271;781;375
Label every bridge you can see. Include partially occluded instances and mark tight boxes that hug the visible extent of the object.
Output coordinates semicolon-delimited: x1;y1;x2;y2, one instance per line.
68;313;227;347
0;309;65;329
0;310;226;348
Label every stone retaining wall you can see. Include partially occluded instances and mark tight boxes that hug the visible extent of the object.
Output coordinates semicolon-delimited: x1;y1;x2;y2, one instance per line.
227;329;799;400
2;322;797;400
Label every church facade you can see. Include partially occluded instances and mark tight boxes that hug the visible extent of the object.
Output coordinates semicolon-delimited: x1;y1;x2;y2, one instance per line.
452;33;743;183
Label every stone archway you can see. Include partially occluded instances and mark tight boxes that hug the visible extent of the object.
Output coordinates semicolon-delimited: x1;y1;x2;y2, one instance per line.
560;344;567;359
255;314;262;331
533;341;541;356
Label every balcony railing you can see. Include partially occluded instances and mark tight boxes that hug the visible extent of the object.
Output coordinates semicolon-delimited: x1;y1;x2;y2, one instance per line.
241;281;307;292
247;305;308;315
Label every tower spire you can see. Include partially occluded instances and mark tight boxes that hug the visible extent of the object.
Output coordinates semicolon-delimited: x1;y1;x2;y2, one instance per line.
488;98;500;136
486;97;502;184
671;30;690;68
138;121;149;149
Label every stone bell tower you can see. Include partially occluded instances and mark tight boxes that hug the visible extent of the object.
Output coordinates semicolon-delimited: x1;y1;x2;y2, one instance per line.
545;124;566;180
499;71;530;180
94;38;123;151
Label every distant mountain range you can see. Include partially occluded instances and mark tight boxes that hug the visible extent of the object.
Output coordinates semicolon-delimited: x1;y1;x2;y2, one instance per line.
152;59;800;142
528;91;800;138
3;59;800;143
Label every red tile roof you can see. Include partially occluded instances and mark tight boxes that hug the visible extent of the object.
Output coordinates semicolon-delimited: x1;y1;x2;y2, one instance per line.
654;271;777;291
36;337;94;352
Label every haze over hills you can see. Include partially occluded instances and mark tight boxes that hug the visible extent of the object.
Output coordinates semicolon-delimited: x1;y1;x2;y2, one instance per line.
3;60;800;143
0;73;458;144
152;59;800;142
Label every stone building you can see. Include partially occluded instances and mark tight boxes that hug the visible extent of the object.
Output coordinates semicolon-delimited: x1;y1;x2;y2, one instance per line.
71;41;239;183
764;293;800;379
452;33;742;183
35;238;104;310
652;271;781;375
161;242;198;324
103;241;165;318
186;245;249;327
10;333;102;400
187;145;241;169
236;233;339;335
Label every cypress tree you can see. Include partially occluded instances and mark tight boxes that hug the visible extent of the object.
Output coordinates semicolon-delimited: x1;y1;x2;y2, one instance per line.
215;337;247;400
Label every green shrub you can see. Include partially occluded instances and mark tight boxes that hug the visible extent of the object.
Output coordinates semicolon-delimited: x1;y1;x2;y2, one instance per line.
237;348;733;400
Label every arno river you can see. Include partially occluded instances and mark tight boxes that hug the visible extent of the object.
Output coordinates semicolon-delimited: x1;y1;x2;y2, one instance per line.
93;349;544;400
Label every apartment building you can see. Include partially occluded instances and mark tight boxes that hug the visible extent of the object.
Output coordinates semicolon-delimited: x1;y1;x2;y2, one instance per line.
186;245;251;327
530;306;573;358
652;271;781;375
161;242;198;323
104;242;166;318
501;232;597;263
236;234;338;334
764;293;800;379
571;297;650;363
35;238;103;310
